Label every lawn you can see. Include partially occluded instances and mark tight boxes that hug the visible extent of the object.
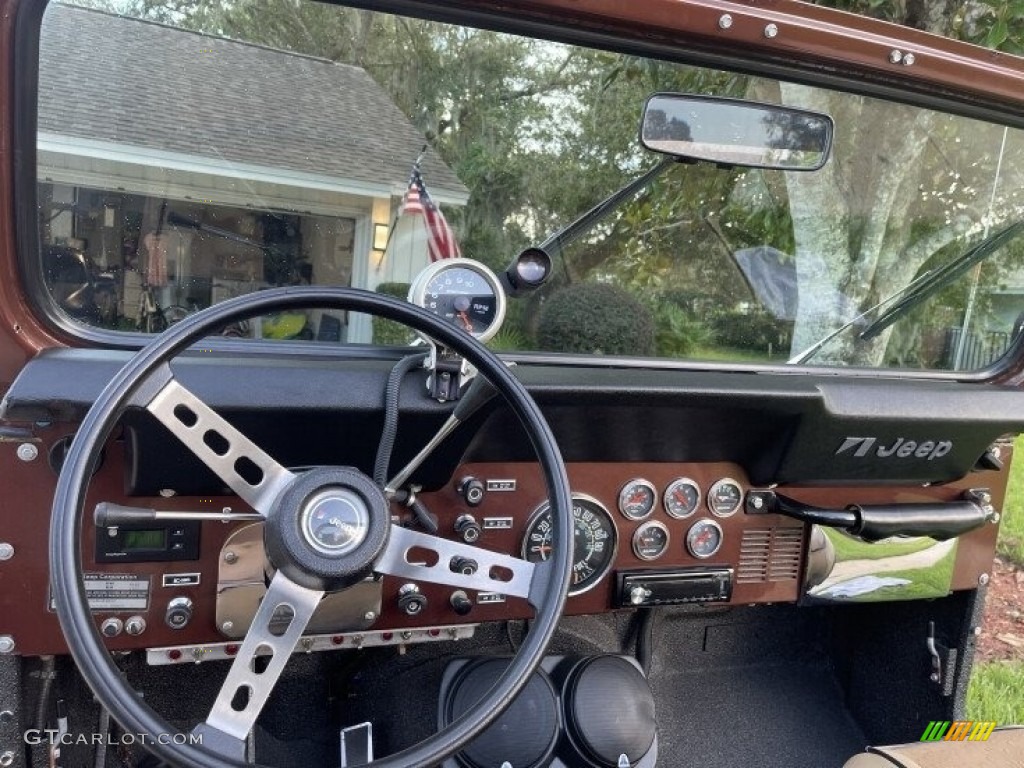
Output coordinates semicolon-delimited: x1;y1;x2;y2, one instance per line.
967;434;1024;723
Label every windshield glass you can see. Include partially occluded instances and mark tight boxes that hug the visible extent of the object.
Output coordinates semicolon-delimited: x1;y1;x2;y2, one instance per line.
35;1;1024;371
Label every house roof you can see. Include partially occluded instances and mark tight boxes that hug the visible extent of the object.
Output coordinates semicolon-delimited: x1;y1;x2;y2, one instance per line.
38;3;467;203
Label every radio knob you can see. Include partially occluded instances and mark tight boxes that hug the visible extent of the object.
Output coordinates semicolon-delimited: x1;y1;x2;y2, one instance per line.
124;616;147;636
165;597;194;630
100;617;123;637
629;586;652;606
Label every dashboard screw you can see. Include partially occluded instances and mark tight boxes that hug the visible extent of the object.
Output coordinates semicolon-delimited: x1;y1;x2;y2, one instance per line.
224;551;238;564
16;443;38;462
0;636;14;654
363;611;376;622
221;621;234;633
889;49;903;64
718;14;733;30
0;751;13;767
902;52;915;66
763;23;779;38
0;710;12;723
0;543;13;561
979;573;990;586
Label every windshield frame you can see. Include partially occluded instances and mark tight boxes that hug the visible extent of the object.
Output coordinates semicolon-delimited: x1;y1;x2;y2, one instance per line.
12;0;1024;383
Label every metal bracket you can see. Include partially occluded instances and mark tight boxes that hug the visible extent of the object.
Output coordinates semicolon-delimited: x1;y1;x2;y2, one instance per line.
425;345;471;402
926;621;957;696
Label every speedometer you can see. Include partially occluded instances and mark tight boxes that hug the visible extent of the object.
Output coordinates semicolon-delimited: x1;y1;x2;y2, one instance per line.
408;258;506;343
521;495;617;596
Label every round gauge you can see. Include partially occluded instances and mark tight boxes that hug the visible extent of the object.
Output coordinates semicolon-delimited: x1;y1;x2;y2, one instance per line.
618;479;657;520
707;478;743;517
522;495;618;596
632;521;670;561
663;478;701;519
408;258;507;343
686;519;724;559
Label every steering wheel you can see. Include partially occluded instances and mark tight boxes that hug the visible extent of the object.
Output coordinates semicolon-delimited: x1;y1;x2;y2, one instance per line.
49;286;574;768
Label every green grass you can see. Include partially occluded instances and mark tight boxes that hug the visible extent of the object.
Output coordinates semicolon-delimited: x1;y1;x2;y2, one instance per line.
967;661;1024;723
997;434;1024;567
968;434;1024;724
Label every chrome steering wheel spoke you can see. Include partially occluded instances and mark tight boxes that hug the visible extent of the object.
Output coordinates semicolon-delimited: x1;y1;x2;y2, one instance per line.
204;571;324;742
137;367;295;515
376;524;536;600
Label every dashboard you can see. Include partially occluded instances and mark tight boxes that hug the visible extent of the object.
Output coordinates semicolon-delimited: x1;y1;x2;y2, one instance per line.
0;410;1004;660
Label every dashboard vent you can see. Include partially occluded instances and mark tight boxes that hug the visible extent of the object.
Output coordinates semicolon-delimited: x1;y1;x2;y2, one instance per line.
737;527;804;583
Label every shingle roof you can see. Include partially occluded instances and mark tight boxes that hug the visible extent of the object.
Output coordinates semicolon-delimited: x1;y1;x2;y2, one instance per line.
38;3;466;201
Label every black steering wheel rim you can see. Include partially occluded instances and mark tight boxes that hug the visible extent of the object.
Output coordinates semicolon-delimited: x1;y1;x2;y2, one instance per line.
50;285;574;768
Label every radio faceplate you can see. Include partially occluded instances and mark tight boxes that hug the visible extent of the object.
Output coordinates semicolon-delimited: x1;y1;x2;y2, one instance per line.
96;521;201;562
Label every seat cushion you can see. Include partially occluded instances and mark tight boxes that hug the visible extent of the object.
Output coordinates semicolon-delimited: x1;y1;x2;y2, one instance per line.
842;727;1024;768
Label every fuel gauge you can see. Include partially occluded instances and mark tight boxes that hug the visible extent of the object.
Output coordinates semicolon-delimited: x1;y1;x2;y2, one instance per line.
632;521;670;561
707;478;743;517
686;519;724;559
663;478;700;519
618;479;656;520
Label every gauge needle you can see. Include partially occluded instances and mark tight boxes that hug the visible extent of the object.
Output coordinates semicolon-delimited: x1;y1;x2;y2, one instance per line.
457;311;473;332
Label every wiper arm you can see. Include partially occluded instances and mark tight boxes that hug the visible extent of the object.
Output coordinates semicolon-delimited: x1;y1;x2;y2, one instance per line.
540;157;676;260
859;220;1024;341
789;220;1024;364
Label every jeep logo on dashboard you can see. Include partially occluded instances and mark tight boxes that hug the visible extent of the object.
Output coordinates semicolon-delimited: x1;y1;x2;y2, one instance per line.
835;436;953;461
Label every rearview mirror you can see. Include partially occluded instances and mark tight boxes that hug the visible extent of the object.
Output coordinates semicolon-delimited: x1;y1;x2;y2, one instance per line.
641;94;833;171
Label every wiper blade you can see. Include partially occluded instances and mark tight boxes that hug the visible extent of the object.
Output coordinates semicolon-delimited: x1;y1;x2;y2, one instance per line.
859;220;1024;341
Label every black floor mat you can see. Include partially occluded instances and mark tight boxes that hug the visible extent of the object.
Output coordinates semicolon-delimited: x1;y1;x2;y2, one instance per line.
652;661;867;768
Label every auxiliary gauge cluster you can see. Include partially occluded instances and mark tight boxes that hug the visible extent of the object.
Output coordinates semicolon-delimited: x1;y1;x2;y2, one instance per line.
617;476;743;561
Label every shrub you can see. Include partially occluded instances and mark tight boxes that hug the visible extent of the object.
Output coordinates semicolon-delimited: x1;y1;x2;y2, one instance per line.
709;308;791;353
653;301;712;358
372;282;415;346
535;282;655;356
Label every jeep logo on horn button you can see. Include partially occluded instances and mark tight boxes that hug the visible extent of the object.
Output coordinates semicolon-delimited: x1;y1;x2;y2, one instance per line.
835;436;953;461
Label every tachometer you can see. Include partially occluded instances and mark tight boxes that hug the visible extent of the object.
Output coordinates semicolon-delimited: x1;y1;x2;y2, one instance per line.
408;258;506;343
522;495;617;596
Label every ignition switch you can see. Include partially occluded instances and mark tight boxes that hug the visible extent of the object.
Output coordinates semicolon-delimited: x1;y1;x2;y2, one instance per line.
165;597;194;630
397;583;428;616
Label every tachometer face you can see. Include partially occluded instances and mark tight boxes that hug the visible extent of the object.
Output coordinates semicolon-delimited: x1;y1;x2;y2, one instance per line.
686;519;723;559
522;495;617;596
707;478;742;517
408;258;506;343
618;479;656;520
663;478;701;519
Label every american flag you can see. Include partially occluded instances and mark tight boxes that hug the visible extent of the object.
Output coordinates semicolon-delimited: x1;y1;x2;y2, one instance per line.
401;166;461;262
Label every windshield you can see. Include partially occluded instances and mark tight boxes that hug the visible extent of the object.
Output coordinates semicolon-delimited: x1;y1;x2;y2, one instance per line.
34;1;1024;371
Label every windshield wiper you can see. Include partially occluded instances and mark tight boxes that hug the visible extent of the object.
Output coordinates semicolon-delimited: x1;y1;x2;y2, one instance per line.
858;220;1024;341
788;220;1024;364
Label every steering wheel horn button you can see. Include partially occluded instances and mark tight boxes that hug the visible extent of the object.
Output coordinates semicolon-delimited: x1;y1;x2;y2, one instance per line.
264;467;391;592
301;488;371;556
